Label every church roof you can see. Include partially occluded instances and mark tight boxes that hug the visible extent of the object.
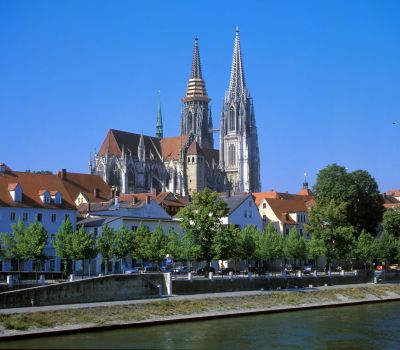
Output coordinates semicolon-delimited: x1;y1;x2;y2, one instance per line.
160;135;188;161
297;188;313;196
99;129;162;160
253;191;314;206
187;141;204;156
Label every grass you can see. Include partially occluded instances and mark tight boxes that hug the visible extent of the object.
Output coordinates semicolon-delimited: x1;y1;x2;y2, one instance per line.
0;284;399;332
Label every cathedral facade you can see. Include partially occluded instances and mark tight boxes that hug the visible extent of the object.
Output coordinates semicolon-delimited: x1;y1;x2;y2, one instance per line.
92;30;261;196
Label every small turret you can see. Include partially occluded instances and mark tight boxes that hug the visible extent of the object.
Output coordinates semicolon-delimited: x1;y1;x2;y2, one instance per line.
138;132;145;162
156;92;163;139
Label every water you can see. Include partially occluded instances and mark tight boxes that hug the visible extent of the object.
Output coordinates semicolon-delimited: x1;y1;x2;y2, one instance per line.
2;301;400;350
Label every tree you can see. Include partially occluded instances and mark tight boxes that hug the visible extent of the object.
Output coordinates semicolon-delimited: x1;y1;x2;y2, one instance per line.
53;218;74;275
375;231;398;264
306;235;326;268
258;223;283;272
23;222;48;279
382;206;400;238
180;188;228;269
134;223;151;260
166;228;184;261
306;201;355;270
1;219;25;270
213;224;240;262
97;225;115;274
112;226;135;273
70;226;97;277
143;226;167;267
313;164;384;235
283;228;307;265
352;230;376;269
238;224;259;268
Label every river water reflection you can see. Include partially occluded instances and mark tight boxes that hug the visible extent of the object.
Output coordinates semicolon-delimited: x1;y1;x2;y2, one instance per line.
2;301;400;350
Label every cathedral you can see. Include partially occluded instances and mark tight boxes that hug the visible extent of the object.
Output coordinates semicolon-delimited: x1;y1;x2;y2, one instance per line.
91;29;261;196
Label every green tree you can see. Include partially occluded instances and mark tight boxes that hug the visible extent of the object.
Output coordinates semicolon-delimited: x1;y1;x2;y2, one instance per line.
352;230;376;269
213;224;240;262
70;226;97;277
238;225;259;269
306;201;355;271
180;188;228;269
23;222;48;279
306;235;326;268
166;228;183;261
1;219;25;270
375;231;398;264
112;226;135;273
53;218;74;275
143;226;167;267
134;223;151;260
97;225;115;274
313;164;384;235
382;206;400;238
283;228;307;265
259;223;283;273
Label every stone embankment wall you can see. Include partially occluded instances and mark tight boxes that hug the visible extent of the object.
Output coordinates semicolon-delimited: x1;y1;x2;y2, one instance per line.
0;273;171;309
173;271;373;295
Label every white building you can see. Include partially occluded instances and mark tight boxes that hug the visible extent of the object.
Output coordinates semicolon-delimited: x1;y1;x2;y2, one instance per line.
0;164;77;272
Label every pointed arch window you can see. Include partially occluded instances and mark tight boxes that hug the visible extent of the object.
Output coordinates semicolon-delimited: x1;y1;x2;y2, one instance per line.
188;111;193;133
228;144;236;166
229;106;235;131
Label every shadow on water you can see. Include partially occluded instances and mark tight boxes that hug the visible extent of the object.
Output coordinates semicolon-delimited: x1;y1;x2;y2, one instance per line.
1;301;400;350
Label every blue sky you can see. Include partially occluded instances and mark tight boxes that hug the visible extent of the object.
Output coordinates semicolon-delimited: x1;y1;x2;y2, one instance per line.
0;0;399;193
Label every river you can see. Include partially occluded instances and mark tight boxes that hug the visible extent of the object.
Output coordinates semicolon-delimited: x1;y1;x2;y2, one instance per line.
2;301;400;349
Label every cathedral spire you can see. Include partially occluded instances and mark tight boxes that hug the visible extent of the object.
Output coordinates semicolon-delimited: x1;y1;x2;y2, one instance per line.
156;92;163;139
184;38;209;102
191;37;202;79
228;27;246;99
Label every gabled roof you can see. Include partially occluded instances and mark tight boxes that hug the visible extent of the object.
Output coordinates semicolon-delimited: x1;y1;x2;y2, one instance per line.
385;189;400;197
253;191;314;206
160;135;188;161
220;193;252;215
0;170;75;209
265;198;308;225
187;141;204;156
297;188;313;196
59;171;110;203
7;183;20;191
99;129;162;160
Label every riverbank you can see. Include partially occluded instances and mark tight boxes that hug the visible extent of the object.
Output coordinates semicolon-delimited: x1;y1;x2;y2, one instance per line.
0;283;399;340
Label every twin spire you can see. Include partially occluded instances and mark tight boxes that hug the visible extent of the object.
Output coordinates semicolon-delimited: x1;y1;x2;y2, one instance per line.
228;27;247;99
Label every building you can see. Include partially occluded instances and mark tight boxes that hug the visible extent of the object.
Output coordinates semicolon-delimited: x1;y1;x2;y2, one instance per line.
220;29;261;193
0;164;77;272
91;29;261;196
383;189;400;209
78;195;182;274
253;187;314;237
219;192;263;231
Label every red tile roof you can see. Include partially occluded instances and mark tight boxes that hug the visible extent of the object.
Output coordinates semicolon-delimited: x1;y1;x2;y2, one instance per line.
187;141;204;156
385;189;400;197
253;191;314;206
160;135;188;161
265;198;308;225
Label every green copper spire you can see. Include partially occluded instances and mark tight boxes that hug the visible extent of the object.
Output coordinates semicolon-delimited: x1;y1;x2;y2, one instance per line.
156;92;163;139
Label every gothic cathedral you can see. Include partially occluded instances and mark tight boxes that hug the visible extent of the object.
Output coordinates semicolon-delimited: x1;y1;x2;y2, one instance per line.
92;29;261;196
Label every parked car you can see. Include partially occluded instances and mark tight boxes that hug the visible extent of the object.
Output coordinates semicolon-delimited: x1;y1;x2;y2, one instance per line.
303;265;313;275
125;266;142;274
196;266;215;275
284;264;297;274
143;265;158;272
217;267;234;276
174;266;190;274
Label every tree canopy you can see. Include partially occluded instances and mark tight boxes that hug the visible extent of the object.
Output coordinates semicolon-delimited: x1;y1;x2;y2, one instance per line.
382;206;400;238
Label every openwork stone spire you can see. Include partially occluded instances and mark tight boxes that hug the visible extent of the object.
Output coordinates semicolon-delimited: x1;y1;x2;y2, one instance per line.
228;27;246;100
184;38;209;102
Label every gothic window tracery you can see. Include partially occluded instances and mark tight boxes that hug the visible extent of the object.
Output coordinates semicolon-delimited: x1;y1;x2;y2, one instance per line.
229;106;235;131
228;144;236;166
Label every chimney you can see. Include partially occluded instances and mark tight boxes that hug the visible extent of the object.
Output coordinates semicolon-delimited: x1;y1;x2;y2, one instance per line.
59;169;67;180
146;195;151;204
93;188;99;198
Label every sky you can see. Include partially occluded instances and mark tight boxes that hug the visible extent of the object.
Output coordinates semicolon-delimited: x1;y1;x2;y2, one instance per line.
0;0;399;193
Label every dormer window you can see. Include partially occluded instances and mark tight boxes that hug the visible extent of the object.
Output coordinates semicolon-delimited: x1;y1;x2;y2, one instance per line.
8;183;22;202
39;190;51;204
51;191;62;204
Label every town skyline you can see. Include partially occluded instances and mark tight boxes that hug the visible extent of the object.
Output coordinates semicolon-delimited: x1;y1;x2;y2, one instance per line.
0;0;399;193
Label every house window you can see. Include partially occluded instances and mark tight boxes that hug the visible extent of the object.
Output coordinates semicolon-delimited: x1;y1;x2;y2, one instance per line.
249;211;252;218
51;214;56;222
132;226;138;231
23;212;28;222
244;211;247;218
50;233;56;243
94;227;98;238
49;259;55;272
10;212;16;221
44;194;50;204
188;157;190;163
263;203;266;209
37;213;42;222
285;228;289;235
249;201;252;207
263;215;267;222
300;229;303;236
65;214;70;222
